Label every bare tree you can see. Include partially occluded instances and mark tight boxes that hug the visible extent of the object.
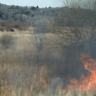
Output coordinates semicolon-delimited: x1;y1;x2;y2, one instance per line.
55;0;96;58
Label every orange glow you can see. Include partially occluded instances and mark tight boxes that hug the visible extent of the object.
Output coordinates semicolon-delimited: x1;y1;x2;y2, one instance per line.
65;53;96;93
40;77;47;90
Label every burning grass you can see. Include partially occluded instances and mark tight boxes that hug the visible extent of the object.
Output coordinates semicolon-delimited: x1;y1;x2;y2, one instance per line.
62;53;96;95
0;32;96;96
3;53;95;96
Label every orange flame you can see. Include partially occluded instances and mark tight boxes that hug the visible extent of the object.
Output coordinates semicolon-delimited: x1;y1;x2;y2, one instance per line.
65;53;96;93
40;77;47;90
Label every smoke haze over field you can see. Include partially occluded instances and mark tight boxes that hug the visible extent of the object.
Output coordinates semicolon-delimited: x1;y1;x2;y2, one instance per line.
0;0;64;8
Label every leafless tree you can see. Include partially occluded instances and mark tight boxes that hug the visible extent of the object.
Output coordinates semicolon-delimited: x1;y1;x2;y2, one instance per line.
55;0;96;58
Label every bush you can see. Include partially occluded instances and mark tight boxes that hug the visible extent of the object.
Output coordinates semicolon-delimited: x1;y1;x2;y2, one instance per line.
0;34;13;49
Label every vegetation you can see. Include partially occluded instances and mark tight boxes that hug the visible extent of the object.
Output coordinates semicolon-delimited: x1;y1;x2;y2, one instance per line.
0;34;13;49
0;0;96;96
54;0;96;59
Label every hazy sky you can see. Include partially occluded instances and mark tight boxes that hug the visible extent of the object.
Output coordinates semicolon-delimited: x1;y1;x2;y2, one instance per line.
0;0;64;8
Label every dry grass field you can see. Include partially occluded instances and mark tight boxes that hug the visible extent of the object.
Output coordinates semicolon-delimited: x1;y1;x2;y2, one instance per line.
0;30;95;96
0;31;65;96
0;1;96;95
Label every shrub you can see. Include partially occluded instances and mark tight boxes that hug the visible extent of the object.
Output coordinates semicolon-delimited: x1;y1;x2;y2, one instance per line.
0;34;13;49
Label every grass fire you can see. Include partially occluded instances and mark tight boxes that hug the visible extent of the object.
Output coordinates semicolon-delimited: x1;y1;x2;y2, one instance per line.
65;53;96;94
0;0;96;96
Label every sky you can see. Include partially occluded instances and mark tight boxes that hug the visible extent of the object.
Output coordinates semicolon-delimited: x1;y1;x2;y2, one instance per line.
0;0;64;8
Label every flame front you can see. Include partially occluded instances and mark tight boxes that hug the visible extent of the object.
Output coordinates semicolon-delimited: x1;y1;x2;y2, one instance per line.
40;77;47;90
66;53;96;93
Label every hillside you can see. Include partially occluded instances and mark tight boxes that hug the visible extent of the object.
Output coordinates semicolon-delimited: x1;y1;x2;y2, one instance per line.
0;3;61;31
0;3;96;32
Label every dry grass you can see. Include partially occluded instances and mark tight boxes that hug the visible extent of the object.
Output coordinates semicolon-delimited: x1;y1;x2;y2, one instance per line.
0;31;95;96
0;32;62;96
